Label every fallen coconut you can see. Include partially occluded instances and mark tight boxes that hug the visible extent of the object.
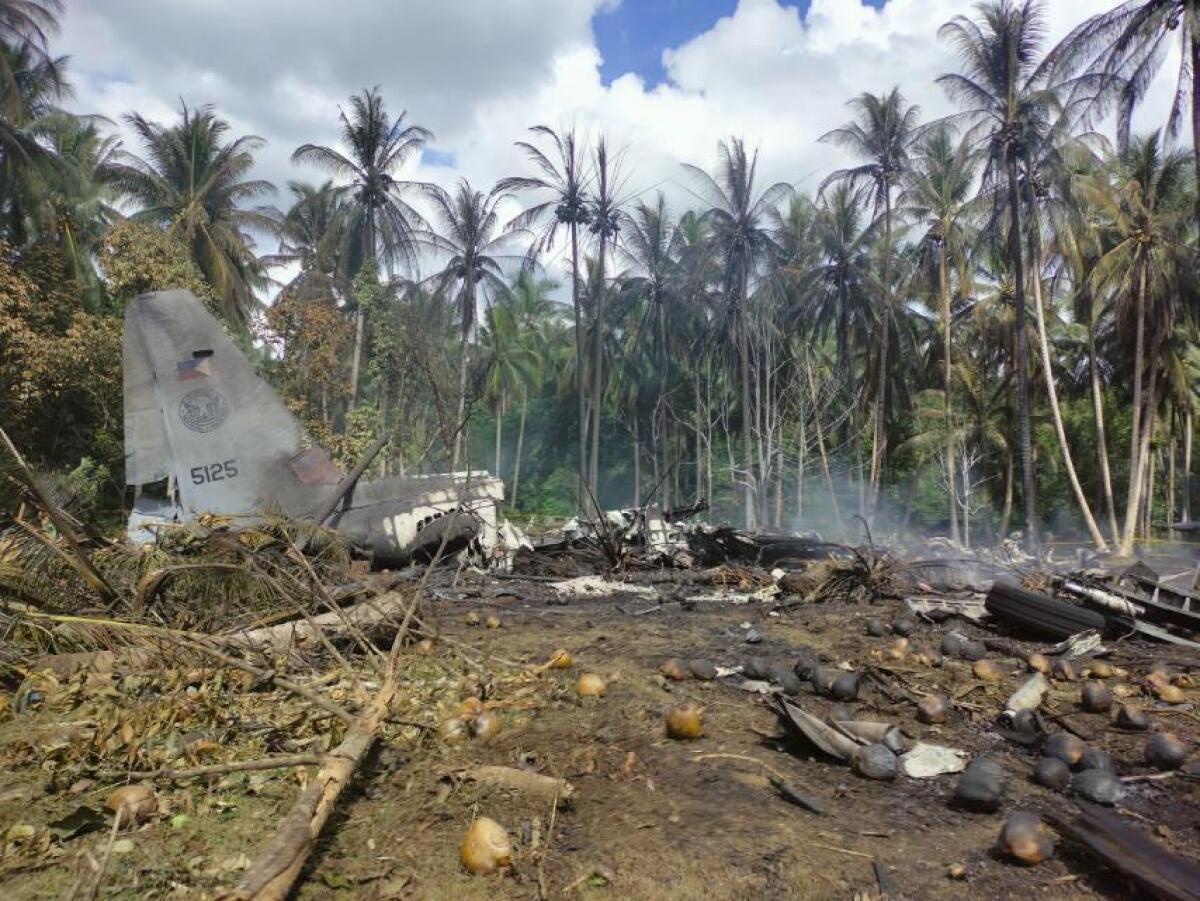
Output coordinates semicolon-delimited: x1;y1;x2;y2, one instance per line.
1154;684;1186;703
688;659;717;681
1027;653;1051;675
941;633;967;658
1086;660;1114;679
852;743;898;781
464;611;481;626
1115;703;1150;731
1071;769;1124;806
865;617;886;637
829;673;860;702
577;673;607;698
1145;733;1188;771
415;638;435;655
768;664;803;696
811;666;840;695
1080;747;1114;772
1043;732;1086;769
472;710;502;740
107;785;157;827
829;704;856;722
1032;757;1070;792
892;617;917;637
742;657;770;680
917;695;949;725
546;649;573;669
484;614;502;630
1081;682;1112;713
960;640;987;662
665;704;703;740
955;758;1006;812
460;817;512;875
973;660;1004;683
792;648;820;681
1051;659;1076;681
1000;811;1055;866
659;658;690;681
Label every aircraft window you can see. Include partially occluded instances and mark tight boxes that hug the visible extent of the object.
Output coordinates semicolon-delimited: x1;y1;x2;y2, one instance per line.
192;349;214;358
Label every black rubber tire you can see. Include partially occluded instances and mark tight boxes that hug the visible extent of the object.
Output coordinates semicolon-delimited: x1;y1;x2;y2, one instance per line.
985;580;1107;639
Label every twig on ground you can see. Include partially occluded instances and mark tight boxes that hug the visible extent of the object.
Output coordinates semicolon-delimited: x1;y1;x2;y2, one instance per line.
99;754;323;782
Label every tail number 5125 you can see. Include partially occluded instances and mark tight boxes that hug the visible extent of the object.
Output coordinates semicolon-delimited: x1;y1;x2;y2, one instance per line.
190;460;238;485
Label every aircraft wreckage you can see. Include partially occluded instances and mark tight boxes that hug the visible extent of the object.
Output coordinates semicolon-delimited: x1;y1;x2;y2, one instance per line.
122;288;509;565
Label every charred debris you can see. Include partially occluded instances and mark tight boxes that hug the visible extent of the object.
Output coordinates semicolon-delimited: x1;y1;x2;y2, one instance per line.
2;435;1200;897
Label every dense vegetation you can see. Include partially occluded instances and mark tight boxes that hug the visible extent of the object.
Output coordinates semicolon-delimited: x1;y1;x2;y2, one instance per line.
0;0;1197;554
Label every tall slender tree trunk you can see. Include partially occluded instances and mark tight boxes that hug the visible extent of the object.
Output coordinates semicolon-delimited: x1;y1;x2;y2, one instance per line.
511;393;527;509
1144;446;1157;540
571;222;586;508
451;270;474;470
1000;448;1014;539
632;416;641;508
868;194;893;516
1168;423;1177;532
939;241;959;544
1192;37;1200;227
1005;152;1037;547
797;414;806;524
738;264;755;529
805;360;842;533
1087;307;1120;543
589;233;606;501
693;371;704;503
494;396;504;478
1028;219;1108;550
1119;266;1149;554
1184;409;1193;523
349;309;365;413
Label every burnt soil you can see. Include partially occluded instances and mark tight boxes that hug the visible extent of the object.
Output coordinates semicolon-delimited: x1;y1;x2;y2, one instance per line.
1;575;1199;899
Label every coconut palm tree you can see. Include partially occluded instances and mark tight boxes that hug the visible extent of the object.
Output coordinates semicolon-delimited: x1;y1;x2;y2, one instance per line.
898;125;979;543
264;180;348;279
292;88;432;400
502;270;560;507
104;102;277;330
497;125;591;498
40;116;120;307
1082;131;1194;553
1048;0;1200;203
616;192;677;507
683;138;791;528
820;88;921;511
936;0;1066;546
416;180;523;469
585;136;624;497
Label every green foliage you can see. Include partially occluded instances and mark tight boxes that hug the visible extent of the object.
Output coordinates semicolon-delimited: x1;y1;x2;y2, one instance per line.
99;220;216;312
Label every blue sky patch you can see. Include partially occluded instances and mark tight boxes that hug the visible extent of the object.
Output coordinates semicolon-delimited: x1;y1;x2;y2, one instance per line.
422;147;457;168
592;0;886;86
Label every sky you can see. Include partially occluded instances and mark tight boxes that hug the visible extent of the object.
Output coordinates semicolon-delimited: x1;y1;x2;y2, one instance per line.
56;0;1177;286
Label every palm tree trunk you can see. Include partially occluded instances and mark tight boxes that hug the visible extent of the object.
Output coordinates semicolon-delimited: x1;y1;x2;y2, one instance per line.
632;416;641;508
1144;445;1157;540
1119;265;1149;554
348;308;365;415
589;233;606;500
494;395;504;478
939;241;959;544
1168;422;1176;531
571;221;586;508
1192;36;1200;227
1185;409;1193;523
773;450;783;528
805;359;842;533
738;264;755;529
1005;151;1036;547
451;271;475;470
693;370;704;503
868;193;893;515
511;392;527;509
1000;447;1014;539
797;414;806;523
1087;309;1120;543
1029;222;1108;550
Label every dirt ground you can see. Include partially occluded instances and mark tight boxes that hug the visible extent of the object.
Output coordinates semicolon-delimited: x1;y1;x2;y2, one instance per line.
1;572;1198;900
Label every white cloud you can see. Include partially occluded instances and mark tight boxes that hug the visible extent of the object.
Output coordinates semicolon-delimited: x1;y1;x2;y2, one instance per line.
57;0;1182;289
